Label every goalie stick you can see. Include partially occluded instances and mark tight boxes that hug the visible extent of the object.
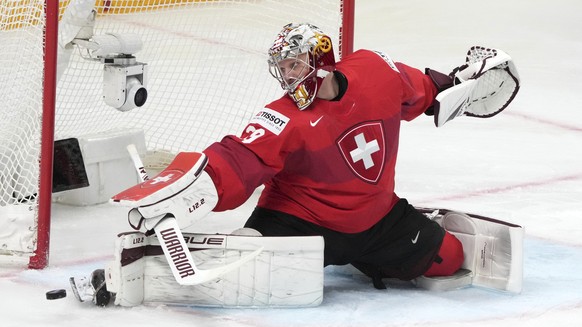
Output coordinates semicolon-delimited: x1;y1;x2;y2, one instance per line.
125;144;263;285
126;144;150;181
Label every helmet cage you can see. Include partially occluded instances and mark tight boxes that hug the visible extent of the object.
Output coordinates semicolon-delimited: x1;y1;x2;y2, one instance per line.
268;51;316;97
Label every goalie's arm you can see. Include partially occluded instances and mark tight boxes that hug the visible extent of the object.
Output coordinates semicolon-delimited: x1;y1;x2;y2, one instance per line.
204;136;281;211
383;60;440;122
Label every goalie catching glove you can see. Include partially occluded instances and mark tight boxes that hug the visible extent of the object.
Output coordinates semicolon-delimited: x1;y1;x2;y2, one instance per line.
426;46;520;127
111;152;219;232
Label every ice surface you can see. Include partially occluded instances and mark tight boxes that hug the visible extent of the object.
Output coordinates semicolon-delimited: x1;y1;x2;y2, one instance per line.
2;0;582;326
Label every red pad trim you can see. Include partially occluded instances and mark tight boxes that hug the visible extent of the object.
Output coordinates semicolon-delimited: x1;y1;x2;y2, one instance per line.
112;152;206;203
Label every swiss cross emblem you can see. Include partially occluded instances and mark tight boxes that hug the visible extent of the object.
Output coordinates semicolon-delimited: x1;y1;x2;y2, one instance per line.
111;170;184;202
143;171;179;187
337;121;386;183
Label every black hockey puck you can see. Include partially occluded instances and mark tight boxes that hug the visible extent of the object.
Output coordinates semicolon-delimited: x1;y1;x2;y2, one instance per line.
46;289;67;300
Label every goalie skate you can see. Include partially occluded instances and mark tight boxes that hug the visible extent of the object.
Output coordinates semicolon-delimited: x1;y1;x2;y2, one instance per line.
69;269;112;306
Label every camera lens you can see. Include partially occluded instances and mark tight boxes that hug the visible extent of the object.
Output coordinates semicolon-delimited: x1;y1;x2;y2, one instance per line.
118;76;147;112
134;87;148;107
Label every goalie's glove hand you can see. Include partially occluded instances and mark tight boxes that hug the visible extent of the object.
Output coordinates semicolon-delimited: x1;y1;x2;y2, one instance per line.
111;152;219;233
425;46;520;126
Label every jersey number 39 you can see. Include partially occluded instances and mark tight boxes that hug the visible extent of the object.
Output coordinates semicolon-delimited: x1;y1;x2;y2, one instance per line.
241;125;266;144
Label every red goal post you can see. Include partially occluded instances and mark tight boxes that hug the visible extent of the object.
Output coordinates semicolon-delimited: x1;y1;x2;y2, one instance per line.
0;0;58;269
0;0;354;269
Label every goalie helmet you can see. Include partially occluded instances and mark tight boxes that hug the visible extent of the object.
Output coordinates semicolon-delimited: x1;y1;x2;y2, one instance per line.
268;23;336;110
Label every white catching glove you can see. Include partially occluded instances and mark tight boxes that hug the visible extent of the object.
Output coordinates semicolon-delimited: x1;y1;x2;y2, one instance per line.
428;46;520;127
111;152;219;233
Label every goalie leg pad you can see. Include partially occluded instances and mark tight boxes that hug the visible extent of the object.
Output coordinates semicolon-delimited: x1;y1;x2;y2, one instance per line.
415;209;524;293
106;231;325;307
106;232;146;306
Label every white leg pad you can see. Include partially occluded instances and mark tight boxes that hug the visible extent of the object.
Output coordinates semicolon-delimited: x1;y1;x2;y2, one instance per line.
417;210;524;293
106;231;324;307
444;211;524;293
106;232;146;306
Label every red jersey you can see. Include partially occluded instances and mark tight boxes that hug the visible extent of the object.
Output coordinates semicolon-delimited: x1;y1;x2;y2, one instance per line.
204;49;438;233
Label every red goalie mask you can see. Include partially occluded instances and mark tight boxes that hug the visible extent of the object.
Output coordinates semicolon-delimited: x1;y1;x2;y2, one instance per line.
268;23;336;110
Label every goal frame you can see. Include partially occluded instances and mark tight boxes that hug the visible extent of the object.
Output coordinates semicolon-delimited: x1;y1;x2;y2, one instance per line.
27;0;355;269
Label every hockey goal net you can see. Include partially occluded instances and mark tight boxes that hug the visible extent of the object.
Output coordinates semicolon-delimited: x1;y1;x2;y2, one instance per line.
0;0;354;268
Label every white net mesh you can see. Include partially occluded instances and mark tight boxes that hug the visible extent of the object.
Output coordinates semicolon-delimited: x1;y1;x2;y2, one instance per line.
56;0;344;169
0;0;46;257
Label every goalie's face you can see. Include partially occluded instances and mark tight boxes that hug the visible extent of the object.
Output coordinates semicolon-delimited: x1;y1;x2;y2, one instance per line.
269;52;312;91
269;51;318;110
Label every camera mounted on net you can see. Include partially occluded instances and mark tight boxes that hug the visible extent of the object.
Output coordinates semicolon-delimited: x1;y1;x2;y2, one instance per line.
101;52;148;112
72;29;148;112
